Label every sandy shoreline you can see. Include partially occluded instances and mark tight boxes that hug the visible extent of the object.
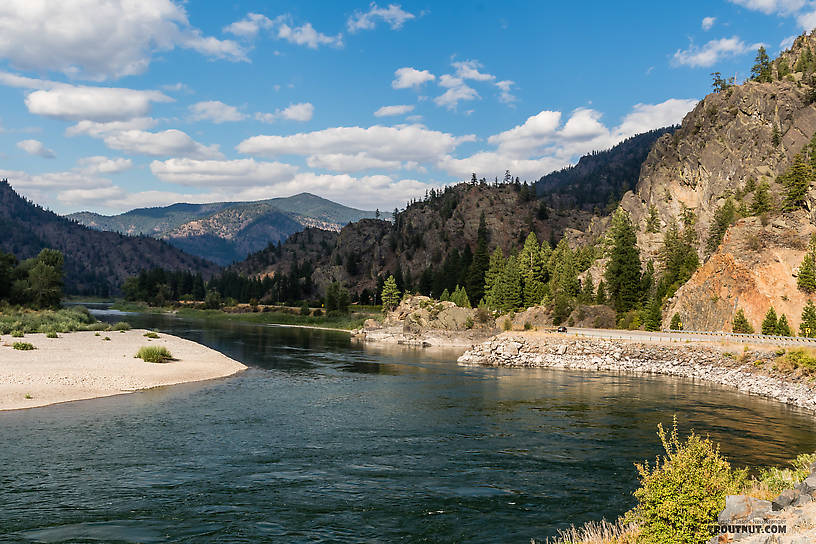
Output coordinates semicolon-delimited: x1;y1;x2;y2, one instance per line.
0;329;247;411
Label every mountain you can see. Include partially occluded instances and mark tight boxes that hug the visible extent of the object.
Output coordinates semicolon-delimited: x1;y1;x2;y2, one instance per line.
619;30;816;332
68;193;378;265
0;180;218;296
535;127;675;211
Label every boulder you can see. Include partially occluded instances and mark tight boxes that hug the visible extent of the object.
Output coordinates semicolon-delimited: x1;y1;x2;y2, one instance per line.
772;488;800;511
718;495;772;522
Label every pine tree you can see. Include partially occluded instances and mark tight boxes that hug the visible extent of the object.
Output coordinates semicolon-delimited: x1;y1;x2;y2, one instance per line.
670;313;683;330
550;238;580;299
381;275;401;311
645;205;660;233
706;199;738;255
519;232;547;307
776;314;793;337
751;182;772;215
783;153;811;211
644;293;662;331
467;213;490;303
800;300;816;337
750;46;772;83
798;252;816;293
499;255;523;311
483;247;505;310
761;307;778;335
595;280;606;305
580;272;595;304
772;125;781;147
440;288;450;301
605;208;642;312
732;309;754;333
451;285;471;308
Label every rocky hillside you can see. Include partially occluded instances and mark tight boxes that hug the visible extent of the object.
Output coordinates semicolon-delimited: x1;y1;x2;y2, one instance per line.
233;182;597;298
69;193;377;265
617;30;816;331
0;180;218;296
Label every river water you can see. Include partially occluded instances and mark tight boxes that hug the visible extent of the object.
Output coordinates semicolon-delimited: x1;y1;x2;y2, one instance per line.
1;310;815;543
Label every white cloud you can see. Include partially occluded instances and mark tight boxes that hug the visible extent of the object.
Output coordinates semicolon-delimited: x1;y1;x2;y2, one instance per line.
150;158;298;186
0;0;246;81
702;16;717;30
237;123;473;164
347;3;416;32
255;102;315;123
614;99;698;137
76;156;133;174
392;67;435;89
452;60;495;81
496;80;516;104
24;86;172;122
487;110;562;154
226;13;342;48
16;139;55;158
780;35;797;49
728;0;806;15
374;104;415;117
66;118;158;137
672;37;760;68
434;75;479;109
306;153;406;172
189;100;247;123
103;129;223;159
0;168;112;190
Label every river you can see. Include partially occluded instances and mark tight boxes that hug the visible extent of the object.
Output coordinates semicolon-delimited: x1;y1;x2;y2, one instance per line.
1;309;814;543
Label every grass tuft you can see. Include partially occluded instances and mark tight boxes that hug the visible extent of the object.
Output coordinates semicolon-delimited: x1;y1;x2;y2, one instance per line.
12;342;35;351
143;331;160;339
45;331;59;338
135;345;173;363
112;321;131;331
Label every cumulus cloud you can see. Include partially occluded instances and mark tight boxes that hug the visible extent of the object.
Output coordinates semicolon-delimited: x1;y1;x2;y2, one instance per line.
189;100;247;123
434;75;479;109
66;118;159;137
672;37;761;68
728;0;806;14
307;153;407;172
452;60;495;82
23;85;172;122
0;0;246;81
255;102;315;123
496;80;517;104
374;104;415;117
347;3;416;32
392;67;435;89
702;16;717;30
103;129;223;159
150;158;298;186
225;13;342;48
76;156;133;174
16;139;55;158
237;124;473;165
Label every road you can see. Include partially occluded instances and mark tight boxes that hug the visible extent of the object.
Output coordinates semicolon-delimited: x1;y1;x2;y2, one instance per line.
550;327;816;347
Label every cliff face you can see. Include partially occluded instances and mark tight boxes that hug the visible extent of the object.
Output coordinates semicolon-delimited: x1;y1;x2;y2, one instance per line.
617;30;816;331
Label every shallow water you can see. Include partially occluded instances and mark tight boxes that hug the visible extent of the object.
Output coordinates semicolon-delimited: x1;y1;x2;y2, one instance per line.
1;310;814;543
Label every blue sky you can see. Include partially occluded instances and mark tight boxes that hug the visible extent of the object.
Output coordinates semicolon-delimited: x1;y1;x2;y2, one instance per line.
0;0;811;213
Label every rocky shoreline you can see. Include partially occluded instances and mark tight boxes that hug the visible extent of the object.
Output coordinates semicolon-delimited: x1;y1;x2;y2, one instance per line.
457;332;816;412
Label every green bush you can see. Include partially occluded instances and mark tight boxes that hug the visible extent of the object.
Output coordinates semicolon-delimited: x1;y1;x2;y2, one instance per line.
103;336;111;341
465;316;474;329
112;321;131;331
300;304;311;316
45;331;59;338
135;346;173;363
627;418;746;544
13;342;35;351
11;330;24;338
754;453;816;496
502;318;512;331
0;307;97;335
143;332;160;339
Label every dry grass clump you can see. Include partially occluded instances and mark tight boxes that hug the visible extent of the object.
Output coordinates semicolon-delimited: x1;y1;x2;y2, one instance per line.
543;519;639;544
135;345;173;363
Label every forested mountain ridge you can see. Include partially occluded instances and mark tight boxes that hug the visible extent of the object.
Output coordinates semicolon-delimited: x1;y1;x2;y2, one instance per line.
0;180;218;295
68;193;377;265
535;127;675;211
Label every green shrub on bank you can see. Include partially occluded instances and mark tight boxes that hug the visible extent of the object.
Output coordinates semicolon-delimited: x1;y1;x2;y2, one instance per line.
0;306;98;334
776;348;816;374
112;321;131;331
626;418;746;544
45;331;58;338
143;332;160;339
13;342;35;351
135;346;173;363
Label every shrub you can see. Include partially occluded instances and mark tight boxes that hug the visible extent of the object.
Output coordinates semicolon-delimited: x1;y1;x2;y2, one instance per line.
300;304;310;316
13;342;35;351
143;332;160;339
112;321;131;331
502;318;512;331
524;321;532;330
45;331;58;338
776;348;816;374
313;308;323;317
135;346;173;363
11;330;24;338
627;418;746;544
464;316;474;330
103;336;111;341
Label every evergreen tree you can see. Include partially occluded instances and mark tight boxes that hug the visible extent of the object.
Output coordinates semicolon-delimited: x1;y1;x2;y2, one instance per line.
519;232;547;307
25;249;64;309
798;252;816;293
645;205;660;233
732;309;754;333
750;46;772;83
761;307;778;335
466;213;490;303
750;182;772;215
800;300;816;337
605;208;642;312
451;285;471;308
772;125;781;147
706;199;738;255
550;238;580;299
497;255;523;311
381;275;401;311
595;280;607;305
580;272;595;304
670;313;683;330
776;314;793;337
644;293;662;331
658;221;699;300
782;153;811;211
640;260;655;306
440;288;450;301
483;247;505;310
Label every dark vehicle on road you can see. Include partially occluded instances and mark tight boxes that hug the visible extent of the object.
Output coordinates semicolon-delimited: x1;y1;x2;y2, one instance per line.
556;326;567;333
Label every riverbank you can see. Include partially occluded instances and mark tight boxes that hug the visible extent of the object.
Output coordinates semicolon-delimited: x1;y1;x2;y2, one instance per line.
458;331;816;412
0;329;246;410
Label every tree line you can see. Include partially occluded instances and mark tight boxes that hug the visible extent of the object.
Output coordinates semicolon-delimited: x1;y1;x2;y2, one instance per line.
0;248;64;309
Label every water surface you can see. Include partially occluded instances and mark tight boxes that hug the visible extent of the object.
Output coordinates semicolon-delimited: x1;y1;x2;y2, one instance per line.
1;310;814;543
